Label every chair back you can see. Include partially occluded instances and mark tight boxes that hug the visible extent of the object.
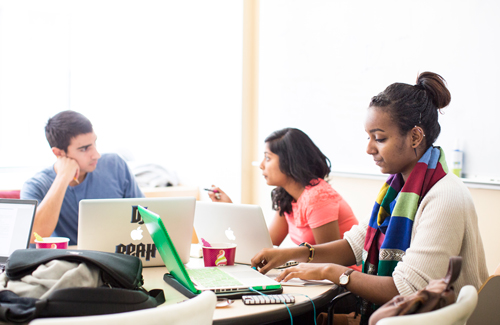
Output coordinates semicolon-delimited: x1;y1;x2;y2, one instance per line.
0;190;20;199
376;285;478;325
29;291;217;325
467;275;500;325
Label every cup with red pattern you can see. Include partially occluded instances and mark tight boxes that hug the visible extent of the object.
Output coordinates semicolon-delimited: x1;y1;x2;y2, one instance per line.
202;243;236;267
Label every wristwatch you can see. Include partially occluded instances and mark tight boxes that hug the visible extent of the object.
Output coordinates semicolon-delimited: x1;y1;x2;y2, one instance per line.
339;269;354;288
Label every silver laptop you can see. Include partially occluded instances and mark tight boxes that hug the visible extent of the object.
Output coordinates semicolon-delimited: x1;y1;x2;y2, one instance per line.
0;199;37;270
78;197;195;267
194;202;273;264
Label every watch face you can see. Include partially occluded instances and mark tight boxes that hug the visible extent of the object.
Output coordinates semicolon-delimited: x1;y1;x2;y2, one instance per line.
339;274;348;285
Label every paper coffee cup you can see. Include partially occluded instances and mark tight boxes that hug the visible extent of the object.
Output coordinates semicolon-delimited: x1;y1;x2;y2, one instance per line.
35;237;70;249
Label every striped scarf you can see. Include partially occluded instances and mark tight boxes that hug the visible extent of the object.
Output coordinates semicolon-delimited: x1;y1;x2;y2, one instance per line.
360;146;448;320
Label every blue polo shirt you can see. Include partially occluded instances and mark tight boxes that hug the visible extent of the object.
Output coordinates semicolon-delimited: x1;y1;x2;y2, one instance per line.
21;153;144;245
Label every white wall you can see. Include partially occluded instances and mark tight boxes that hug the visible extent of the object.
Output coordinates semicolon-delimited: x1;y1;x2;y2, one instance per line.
0;0;243;201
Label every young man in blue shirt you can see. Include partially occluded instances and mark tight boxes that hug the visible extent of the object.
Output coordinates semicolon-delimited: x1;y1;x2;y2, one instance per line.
21;110;144;245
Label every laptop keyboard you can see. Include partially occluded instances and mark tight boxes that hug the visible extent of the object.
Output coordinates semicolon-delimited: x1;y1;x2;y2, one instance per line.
187;267;243;288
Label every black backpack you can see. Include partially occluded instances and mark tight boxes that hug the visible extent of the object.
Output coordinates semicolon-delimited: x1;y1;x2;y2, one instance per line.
0;249;164;324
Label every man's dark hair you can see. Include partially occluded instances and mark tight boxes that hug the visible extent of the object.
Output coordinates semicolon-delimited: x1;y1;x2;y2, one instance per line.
45;110;93;152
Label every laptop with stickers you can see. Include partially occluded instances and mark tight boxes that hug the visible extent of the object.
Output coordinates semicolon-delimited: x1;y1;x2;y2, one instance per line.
0;199;37;271
78;197;195;267
138;205;281;295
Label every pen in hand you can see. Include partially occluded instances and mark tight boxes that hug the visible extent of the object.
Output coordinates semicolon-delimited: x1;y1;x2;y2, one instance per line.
204;188;221;200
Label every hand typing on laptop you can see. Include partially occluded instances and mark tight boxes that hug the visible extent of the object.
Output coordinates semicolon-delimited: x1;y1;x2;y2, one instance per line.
251;246;310;275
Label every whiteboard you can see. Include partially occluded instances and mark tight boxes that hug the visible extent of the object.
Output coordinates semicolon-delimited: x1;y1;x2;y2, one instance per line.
259;0;500;181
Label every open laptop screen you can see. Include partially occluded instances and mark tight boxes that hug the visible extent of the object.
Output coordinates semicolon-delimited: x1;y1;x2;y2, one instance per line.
194;202;273;264
0;199;37;260
78;197;195;267
139;205;281;296
138;205;200;294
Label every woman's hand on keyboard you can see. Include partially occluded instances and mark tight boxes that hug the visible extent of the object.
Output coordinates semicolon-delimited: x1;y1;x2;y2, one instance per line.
251;247;300;275
275;263;333;283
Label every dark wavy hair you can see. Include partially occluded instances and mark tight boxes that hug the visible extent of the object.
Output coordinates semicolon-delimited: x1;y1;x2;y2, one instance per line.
267;128;331;216
369;71;451;148
45;110;93;152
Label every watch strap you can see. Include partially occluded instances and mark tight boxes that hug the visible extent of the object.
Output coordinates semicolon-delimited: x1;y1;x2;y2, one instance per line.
339;269;354;287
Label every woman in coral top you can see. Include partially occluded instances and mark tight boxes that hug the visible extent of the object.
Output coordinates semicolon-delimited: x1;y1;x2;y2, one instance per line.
209;128;359;247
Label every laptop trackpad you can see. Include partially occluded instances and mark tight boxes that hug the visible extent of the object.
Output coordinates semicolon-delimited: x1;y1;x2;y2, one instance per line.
224;265;278;284
231;270;261;280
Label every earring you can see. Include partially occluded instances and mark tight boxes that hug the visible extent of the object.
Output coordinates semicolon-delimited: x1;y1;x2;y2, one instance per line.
414;125;426;137
414;147;418;157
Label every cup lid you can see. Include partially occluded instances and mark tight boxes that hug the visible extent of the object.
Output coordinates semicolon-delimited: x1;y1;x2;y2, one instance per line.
35;237;70;243
202;242;236;249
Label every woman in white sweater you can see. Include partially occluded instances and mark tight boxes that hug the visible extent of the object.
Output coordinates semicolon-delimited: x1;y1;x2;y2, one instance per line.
251;72;488;322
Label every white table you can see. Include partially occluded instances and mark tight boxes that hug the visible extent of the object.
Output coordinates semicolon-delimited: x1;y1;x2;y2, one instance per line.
142;258;340;325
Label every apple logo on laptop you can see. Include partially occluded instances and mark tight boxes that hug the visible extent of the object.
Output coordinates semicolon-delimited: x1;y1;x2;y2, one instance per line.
131;226;144;241
225;227;236;241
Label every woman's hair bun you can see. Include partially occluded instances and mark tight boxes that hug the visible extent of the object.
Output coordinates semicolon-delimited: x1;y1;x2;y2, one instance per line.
416;71;451;109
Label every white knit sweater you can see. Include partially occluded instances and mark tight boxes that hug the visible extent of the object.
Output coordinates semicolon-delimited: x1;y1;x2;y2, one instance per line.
344;173;489;296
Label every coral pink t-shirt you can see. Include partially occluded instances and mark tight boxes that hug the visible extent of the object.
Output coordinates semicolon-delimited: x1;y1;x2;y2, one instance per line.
285;179;361;271
285;179;358;245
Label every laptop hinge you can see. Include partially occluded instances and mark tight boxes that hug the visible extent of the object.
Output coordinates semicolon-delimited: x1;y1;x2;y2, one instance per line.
163;273;198;298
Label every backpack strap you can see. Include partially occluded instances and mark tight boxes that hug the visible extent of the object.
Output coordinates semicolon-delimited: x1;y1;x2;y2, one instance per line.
0;290;39;324
38;287;165;317
0;286;165;323
443;256;462;290
146;289;166;305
